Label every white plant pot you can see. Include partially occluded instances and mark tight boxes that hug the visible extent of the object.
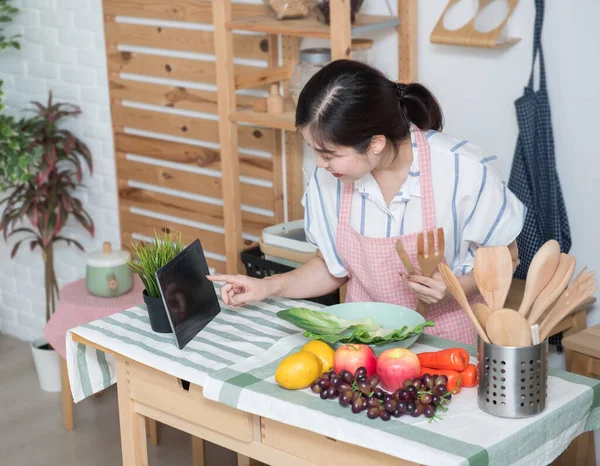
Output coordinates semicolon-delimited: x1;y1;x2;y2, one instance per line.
31;337;62;393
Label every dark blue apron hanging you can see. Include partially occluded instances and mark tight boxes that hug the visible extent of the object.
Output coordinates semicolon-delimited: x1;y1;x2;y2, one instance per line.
508;0;572;282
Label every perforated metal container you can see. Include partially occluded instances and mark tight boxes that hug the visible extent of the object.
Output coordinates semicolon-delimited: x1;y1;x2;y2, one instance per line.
477;337;548;419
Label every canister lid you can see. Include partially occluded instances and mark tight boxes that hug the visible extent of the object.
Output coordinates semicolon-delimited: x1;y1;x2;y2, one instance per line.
300;48;332;64
87;241;131;267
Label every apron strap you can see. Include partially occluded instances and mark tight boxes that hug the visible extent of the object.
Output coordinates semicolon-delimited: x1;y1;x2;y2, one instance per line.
339;182;354;225
412;125;436;231
527;0;547;91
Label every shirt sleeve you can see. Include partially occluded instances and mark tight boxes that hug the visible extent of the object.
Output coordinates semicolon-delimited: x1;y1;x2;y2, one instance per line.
453;161;526;275
302;169;348;278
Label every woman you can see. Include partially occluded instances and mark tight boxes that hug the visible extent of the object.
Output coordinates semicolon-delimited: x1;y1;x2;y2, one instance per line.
208;60;523;345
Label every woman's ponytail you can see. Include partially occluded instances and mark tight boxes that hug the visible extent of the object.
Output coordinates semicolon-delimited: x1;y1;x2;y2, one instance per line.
398;82;444;132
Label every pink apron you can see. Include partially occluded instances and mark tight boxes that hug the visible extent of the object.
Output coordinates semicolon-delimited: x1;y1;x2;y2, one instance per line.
336;126;480;345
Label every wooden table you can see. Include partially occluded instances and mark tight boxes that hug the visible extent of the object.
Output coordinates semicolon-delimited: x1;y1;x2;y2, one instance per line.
71;332;422;466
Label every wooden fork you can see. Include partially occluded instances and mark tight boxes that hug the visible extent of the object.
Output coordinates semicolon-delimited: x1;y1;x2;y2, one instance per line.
417;228;445;277
414;228;445;315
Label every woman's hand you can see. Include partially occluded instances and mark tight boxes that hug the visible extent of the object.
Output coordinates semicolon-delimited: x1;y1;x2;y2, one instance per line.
403;271;448;305
206;274;280;306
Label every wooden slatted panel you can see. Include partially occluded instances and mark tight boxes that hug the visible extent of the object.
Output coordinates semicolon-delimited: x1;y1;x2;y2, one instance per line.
107;51;263;86
120;209;226;256
103;0;264;24
109;78;265;117
104;22;268;61
114;133;273;181
117;180;275;238
117;153;274;211
112;104;273;152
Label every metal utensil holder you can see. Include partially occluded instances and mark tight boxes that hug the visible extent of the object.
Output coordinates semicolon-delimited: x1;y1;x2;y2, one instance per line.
476;337;548;419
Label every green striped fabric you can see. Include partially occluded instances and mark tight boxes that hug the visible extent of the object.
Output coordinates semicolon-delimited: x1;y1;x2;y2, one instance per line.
65;286;600;466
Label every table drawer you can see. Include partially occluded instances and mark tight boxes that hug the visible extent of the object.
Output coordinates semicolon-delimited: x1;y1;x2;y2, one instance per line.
260;418;418;466
125;359;253;443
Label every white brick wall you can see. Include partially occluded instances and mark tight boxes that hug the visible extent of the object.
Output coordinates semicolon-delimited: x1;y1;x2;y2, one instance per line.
0;0;119;341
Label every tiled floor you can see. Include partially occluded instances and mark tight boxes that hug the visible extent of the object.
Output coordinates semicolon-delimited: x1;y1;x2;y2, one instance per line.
0;334;238;466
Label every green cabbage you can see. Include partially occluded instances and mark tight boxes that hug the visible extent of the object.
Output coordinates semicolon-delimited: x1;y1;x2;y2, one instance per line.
277;307;434;345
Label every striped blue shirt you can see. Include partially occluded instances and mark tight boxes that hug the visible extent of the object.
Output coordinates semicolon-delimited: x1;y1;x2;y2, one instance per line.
301;129;526;278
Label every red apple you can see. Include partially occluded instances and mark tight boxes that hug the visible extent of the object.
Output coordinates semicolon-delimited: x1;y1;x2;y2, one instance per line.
333;344;377;377
376;348;421;392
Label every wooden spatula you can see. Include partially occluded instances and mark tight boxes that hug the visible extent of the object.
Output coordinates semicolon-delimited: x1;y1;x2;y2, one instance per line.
486;308;532;347
474;246;513;311
539;268;597;341
438;263;490;343
472;302;493;330
395;239;415;274
517;240;561;318
527;253;576;325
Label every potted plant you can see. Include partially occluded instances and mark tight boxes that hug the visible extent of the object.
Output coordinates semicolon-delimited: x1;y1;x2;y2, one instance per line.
0;92;94;392
127;230;184;333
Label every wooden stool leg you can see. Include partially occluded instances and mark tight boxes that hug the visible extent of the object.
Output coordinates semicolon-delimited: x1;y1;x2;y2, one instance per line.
60;358;74;432
551;352;597;466
145;418;159;446
192;436;205;466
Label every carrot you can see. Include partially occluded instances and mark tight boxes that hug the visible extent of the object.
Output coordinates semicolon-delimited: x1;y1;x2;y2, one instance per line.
420;367;462;393
417;348;470;372
460;364;478;388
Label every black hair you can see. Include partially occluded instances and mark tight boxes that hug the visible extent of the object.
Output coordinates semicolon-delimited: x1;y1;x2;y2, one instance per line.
295;59;443;156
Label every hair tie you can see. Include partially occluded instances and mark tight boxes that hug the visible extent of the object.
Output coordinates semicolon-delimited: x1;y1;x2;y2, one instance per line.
396;83;406;101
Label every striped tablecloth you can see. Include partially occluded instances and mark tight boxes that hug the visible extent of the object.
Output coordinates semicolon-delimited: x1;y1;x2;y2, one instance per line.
66;286;600;466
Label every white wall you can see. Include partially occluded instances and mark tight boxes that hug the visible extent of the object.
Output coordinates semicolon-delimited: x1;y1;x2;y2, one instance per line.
1;1;598;342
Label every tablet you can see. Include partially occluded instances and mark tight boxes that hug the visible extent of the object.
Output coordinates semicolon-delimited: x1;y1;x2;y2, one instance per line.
155;239;221;349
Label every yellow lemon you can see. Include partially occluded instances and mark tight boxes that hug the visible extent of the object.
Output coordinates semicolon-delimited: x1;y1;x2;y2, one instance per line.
275;351;322;390
301;340;335;372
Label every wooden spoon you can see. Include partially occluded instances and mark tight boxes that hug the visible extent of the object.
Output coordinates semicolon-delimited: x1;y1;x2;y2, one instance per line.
472;302;492;330
539;269;597;341
438;263;490;343
527;253;576;325
474;246;514;310
486;309;532;347
518;240;561;318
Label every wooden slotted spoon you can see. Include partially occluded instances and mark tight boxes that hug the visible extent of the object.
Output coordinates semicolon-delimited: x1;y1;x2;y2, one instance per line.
438;263;490;343
517;240;561;318
527;253;576;325
486;308;532;347
474;246;514;311
539;268;597;341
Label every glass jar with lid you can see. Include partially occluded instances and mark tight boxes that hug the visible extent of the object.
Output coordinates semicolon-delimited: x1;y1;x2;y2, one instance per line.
351;38;373;66
289;48;332;106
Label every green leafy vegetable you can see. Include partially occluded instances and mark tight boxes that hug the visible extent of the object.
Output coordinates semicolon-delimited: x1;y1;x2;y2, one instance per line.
304;322;434;346
276;308;381;336
277;307;434;345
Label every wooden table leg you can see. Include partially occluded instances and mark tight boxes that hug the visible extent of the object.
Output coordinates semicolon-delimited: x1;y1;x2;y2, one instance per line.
60;358;74;432
192;436;205;466
116;358;148;466
146;418;159;446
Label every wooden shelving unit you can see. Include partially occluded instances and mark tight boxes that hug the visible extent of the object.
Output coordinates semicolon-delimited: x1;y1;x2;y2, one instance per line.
213;0;417;274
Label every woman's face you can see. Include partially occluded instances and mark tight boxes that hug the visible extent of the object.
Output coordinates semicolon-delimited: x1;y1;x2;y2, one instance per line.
301;128;382;183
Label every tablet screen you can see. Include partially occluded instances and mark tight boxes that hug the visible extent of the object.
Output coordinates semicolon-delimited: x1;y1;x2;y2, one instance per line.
155;239;221;349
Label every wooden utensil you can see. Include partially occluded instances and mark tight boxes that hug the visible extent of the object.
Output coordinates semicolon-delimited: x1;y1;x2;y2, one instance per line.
518;240;561;318
417;228;445;276
472;302;493;330
486;308;532;347
527;253;576;325
395;239;415;274
413;228;445;316
539;268;597;341
474;246;514;311
438;263;490;343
